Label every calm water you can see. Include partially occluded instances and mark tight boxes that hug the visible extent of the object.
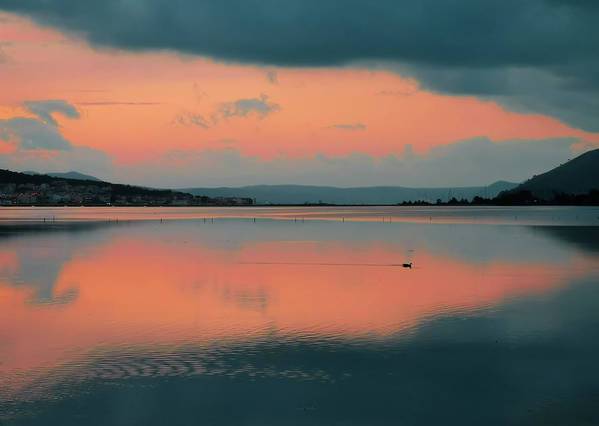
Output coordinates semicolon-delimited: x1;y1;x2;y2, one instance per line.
1;207;599;425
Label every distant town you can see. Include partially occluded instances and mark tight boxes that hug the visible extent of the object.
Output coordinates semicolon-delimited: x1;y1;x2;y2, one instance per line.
0;170;254;207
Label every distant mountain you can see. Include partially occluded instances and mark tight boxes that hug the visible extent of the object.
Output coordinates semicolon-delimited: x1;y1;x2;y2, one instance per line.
511;149;599;199
47;171;102;181
24;171;101;182
179;181;518;205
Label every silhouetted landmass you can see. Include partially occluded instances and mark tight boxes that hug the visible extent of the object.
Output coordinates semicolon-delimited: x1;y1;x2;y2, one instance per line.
0;169;253;206
179;181;518;205
396;150;599;206
483;148;599;205
493;189;599;206
510;148;599;199
397;190;599;206
24;170;102;182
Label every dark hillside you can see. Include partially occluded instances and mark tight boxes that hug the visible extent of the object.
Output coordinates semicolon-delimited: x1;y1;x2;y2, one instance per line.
514;149;599;199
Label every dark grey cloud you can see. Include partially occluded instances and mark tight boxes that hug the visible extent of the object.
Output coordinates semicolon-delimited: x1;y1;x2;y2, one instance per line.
330;123;367;131
386;63;599;132
0;117;73;150
2;0;594;68
174;112;211;129
1;0;597;130
173;95;279;129
23;99;80;126
0;100;113;176
265;70;278;84
218;94;280;119
0;100;81;151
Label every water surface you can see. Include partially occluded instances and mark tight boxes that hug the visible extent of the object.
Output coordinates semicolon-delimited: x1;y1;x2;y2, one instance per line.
0;205;598;225
1;207;598;425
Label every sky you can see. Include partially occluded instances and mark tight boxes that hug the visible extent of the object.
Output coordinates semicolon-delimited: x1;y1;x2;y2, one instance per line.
0;0;598;187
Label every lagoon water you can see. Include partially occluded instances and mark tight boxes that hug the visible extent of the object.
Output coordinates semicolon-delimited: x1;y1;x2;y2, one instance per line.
1;207;599;425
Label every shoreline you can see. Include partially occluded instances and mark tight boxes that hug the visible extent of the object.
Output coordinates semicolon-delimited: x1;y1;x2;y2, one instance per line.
0;203;598;208
0;205;597;228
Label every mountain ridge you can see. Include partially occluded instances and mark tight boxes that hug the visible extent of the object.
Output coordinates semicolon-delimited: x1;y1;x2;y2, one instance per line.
179;181;518;205
511;149;599;199
24;171;102;182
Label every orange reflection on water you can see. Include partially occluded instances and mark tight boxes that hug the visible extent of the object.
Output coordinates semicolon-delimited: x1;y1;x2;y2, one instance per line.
0;232;592;394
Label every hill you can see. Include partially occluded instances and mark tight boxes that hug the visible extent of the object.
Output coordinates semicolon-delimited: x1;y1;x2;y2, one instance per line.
0;169;252;206
24;170;102;182
47;171;102;181
179;181;517;205
511;149;599;199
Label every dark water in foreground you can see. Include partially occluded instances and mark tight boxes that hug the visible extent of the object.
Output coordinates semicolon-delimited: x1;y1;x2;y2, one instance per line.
1;207;599;425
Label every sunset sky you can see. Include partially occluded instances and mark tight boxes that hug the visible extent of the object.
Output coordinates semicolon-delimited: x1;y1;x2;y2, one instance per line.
1;0;598;187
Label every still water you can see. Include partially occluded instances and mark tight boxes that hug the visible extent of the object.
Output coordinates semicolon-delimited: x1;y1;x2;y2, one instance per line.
1;207;599;425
